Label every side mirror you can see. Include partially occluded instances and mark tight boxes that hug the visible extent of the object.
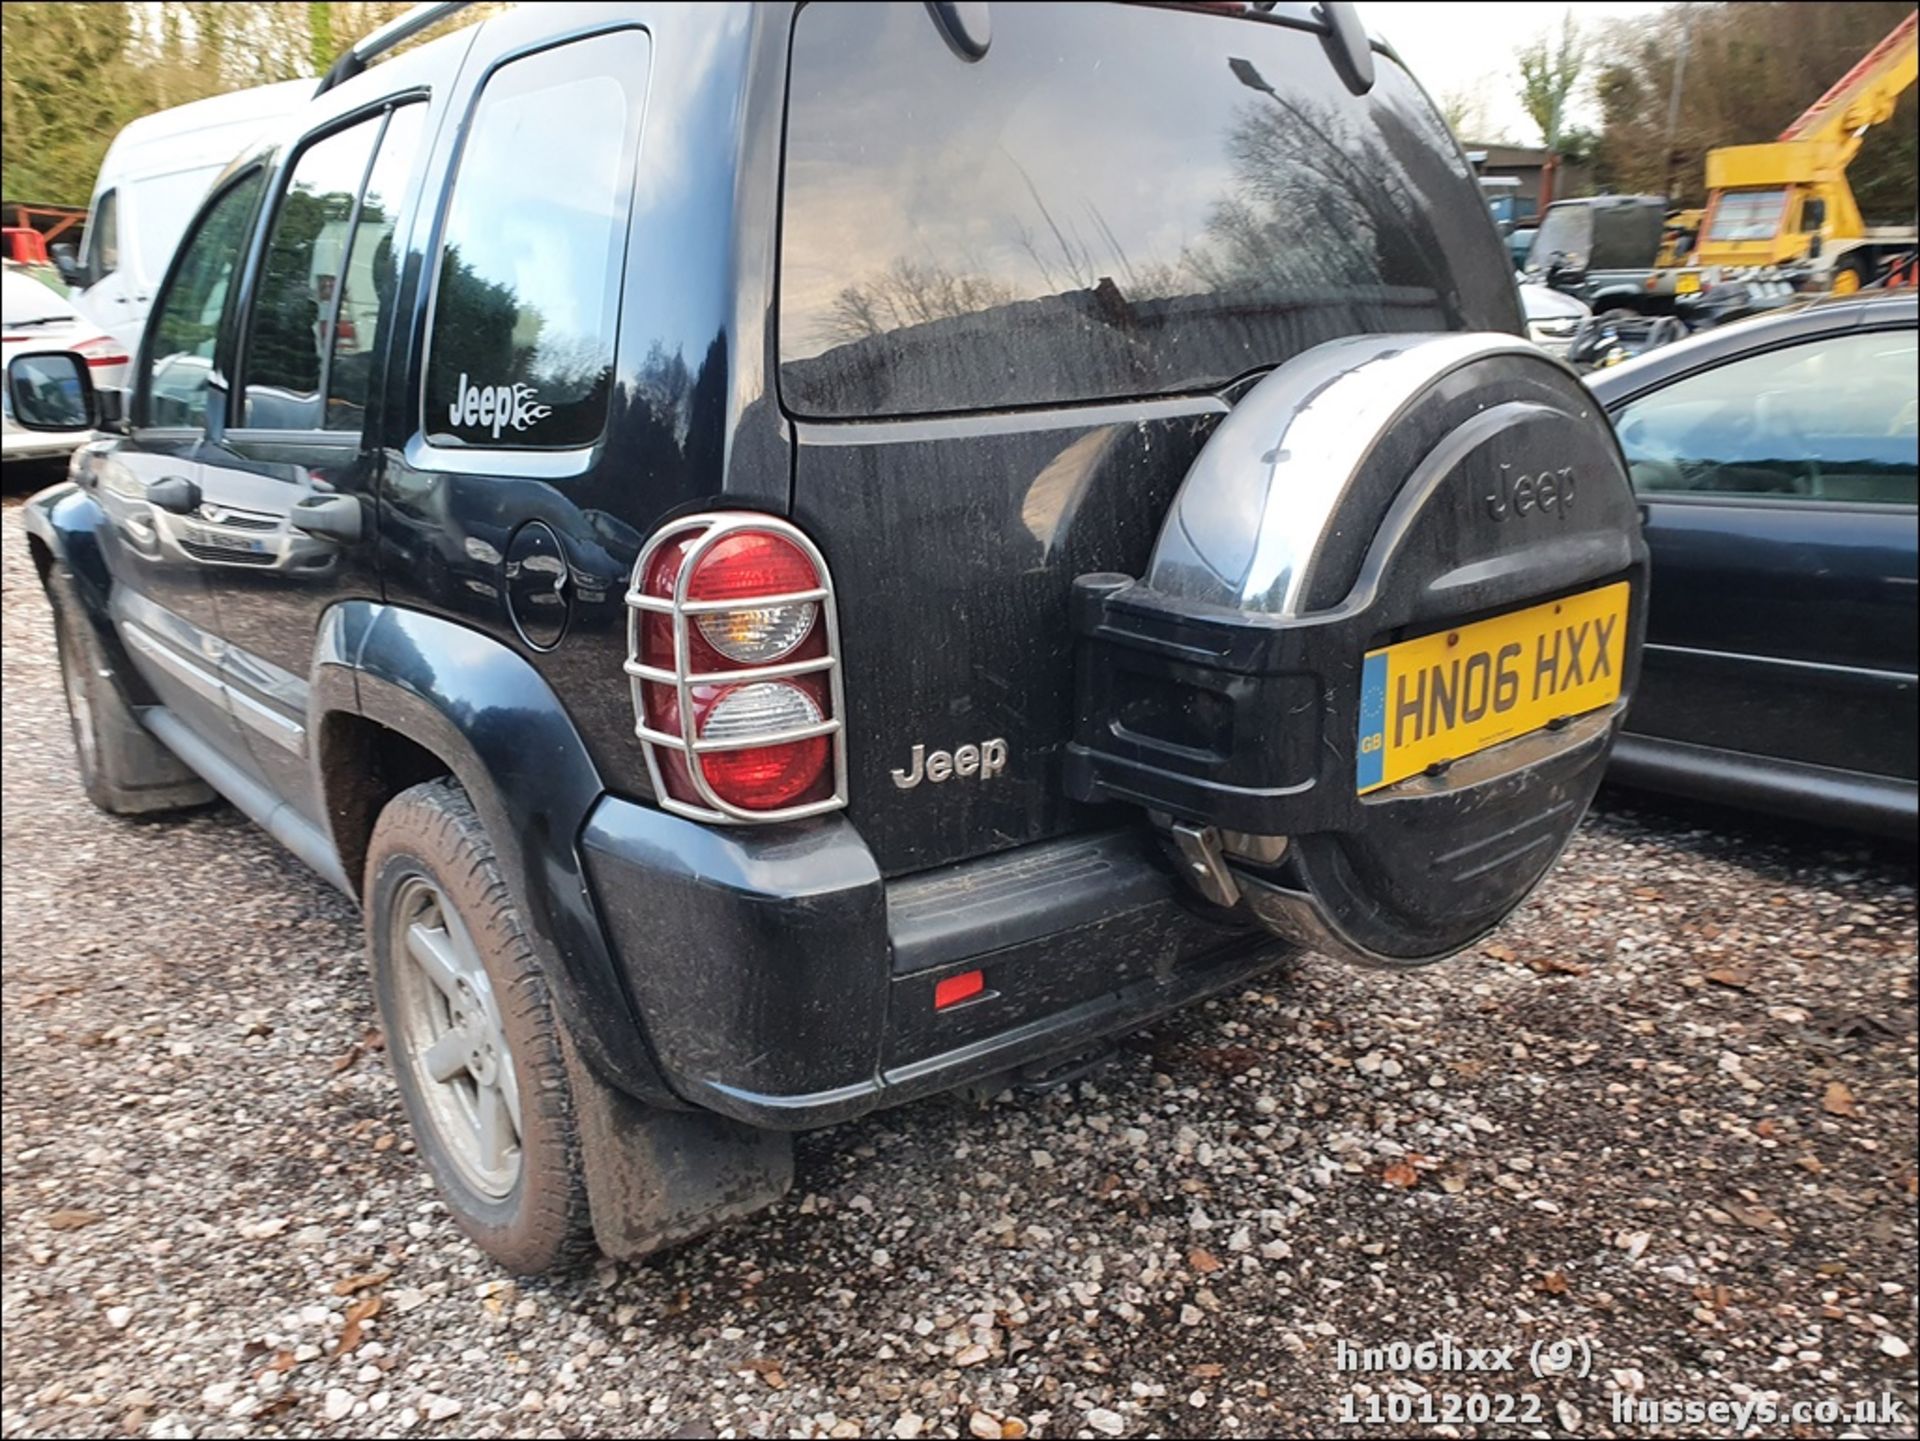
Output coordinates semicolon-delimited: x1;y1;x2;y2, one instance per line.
5;351;96;432
96;385;131;435
49;242;83;287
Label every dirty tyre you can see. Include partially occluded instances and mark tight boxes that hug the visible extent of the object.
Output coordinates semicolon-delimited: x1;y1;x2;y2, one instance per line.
365;778;595;1274
48;585;213;816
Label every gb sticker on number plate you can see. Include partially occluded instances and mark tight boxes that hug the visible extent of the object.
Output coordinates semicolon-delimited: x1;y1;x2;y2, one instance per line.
1355;583;1629;795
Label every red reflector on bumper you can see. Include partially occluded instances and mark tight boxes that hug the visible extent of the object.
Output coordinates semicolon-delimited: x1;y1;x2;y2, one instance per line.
933;969;985;1010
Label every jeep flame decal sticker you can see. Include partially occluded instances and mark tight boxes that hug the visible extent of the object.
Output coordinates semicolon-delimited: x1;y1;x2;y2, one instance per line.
447;373;552;439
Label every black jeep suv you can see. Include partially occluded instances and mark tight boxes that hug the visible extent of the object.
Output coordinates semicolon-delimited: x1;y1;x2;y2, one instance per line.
14;0;1647;1272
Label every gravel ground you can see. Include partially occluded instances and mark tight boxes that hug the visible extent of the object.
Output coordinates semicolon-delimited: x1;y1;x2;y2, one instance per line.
3;494;1916;1440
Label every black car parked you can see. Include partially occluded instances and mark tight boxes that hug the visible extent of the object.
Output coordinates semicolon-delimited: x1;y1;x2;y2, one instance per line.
13;0;1649;1272
1589;292;1918;836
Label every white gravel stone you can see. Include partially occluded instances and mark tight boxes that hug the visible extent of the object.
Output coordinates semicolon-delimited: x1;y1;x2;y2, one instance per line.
423;1395;462;1422
0;495;1912;1440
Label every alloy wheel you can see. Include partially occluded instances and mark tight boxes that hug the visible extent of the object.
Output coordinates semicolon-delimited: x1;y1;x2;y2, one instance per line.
388;874;523;1198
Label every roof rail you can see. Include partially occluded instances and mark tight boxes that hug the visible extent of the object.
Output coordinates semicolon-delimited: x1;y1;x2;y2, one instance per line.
315;1;473;97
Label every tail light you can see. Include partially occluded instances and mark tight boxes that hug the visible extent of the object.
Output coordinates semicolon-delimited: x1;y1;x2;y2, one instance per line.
624;513;845;822
74;336;130;368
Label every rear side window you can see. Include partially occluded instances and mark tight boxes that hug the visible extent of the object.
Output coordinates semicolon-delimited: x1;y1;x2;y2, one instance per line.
1617;330;1919;506
241;116;385;429
239;104;427;433
327;105;428;431
422;30;650;450
778;2;1518;419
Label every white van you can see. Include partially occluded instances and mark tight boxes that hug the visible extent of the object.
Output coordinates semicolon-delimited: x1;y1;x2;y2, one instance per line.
62;80;312;358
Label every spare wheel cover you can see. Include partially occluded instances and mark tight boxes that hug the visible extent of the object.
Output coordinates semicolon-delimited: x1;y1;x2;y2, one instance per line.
1135;332;1647;966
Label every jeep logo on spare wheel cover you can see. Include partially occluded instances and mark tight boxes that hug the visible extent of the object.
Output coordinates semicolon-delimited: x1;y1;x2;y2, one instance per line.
1065;333;1647;967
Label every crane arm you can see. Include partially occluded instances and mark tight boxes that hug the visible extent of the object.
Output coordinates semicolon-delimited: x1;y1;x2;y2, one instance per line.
1778;10;1917;160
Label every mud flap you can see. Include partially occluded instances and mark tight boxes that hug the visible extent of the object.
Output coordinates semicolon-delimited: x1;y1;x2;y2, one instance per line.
1066;333;1649;967
561;1033;793;1260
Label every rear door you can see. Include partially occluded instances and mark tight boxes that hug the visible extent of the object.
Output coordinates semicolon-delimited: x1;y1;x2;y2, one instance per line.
779;0;1520;876
198;90;437;819
1611;320;1920;780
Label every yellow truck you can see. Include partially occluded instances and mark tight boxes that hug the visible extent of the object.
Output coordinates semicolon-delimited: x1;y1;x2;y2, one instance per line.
1692;11;1916;291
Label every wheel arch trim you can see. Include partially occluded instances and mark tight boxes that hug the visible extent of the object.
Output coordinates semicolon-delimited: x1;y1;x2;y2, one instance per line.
311;599;679;1107
23;481;161;710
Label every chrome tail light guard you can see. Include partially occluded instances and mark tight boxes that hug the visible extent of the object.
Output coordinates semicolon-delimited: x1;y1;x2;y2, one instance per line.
623;512;848;824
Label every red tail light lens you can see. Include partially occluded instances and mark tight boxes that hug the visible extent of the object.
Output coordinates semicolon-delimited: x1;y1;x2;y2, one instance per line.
74;335;130;368
625;516;844;823
690;532;821;663
698;681;831;810
687;532;818;600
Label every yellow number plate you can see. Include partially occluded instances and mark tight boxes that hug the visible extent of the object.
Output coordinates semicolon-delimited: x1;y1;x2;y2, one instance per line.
1675;271;1701;294
1355;583;1630;795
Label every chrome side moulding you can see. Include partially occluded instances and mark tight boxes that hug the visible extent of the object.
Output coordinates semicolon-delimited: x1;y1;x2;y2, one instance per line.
115;594;309;755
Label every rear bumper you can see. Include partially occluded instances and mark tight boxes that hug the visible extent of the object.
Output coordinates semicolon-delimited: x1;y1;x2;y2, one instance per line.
580;803;1287;1129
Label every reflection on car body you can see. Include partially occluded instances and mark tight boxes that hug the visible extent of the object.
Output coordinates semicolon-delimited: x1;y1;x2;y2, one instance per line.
1588;293;1918;835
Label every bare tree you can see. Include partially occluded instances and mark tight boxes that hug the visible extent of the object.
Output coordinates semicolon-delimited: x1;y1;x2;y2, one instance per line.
823;259;1018;344
1439;85;1493;143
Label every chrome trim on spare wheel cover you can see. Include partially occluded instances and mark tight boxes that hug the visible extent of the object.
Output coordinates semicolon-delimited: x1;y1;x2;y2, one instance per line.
1145;333;1546;618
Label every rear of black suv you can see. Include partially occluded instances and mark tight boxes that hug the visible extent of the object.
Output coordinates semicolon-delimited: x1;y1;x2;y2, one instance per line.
19;0;1645;1272
584;1;1643;1123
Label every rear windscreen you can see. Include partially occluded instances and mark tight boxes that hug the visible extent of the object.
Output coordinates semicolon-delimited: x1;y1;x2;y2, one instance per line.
1529;205;1592;268
1590;203;1663;270
778;2;1519;419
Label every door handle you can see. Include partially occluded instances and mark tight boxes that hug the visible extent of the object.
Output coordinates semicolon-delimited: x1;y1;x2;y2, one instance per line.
290;494;363;544
145;476;201;514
